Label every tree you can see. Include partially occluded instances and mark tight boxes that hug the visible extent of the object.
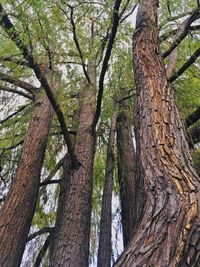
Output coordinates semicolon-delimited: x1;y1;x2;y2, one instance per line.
0;69;59;267
1;0;200;266
116;92;136;247
114;0;200;266
97;114;116;267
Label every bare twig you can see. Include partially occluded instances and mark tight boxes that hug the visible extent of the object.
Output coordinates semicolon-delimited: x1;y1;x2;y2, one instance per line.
33;234;51;267
27;227;54;242
59;4;91;83
162;7;200;59
185;106;200;128
0;56;30;67
169;47;200;82
0;84;34;100
0;103;31;125
40;179;61;187
0;71;37;95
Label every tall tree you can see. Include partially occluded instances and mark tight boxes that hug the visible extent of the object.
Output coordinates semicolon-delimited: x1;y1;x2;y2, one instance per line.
0;70;58;267
117;96;136;247
50;63;97;266
97;114;116;267
115;0;200;266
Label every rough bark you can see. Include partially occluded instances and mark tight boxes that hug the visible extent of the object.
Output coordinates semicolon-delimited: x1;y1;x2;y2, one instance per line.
116;99;136;247
97;115;116;267
50;64;96;267
0;71;56;267
114;1;200;266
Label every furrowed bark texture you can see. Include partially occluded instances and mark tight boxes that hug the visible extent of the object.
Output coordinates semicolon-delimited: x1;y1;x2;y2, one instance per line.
97;115;116;267
50;64;96;267
0;71;56;267
117;100;136;247
114;1;200;266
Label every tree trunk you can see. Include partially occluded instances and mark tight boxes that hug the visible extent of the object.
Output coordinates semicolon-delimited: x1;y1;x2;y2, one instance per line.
50;64;96;267
114;1;200;266
97;114;116;267
116;99;136;248
0;71;56;267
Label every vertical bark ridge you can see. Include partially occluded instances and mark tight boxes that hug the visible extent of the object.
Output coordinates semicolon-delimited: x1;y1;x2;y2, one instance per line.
0;70;57;267
114;1;200;266
97;114;116;267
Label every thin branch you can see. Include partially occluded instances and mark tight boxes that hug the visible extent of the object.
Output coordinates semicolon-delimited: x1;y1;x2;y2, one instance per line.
159;11;193;29
0;71;37;95
27;227;54;242
39;156;65;190
160;25;200;43
120;3;138;23
185;106;200;128
118;93;135;103
59;4;91;83
55;61;85;66
169;47;200;82
40;179;61;187
166;15;193;79
33;234;51;267
0;84;34;100
0;56;30;67
162;7;200;59
0;103;31;124
92;0;122;129
189;124;200;145
119;0;131;19
0;4;78;166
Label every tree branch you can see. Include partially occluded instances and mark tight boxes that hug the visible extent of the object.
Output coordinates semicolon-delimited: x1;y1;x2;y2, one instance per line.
59;4;91;84
120;3;138;23
40;179;61;187
166;15;195;79
162;7;200;59
160;25;200;43
0;56;30;67
27;227;54;242
0;103;31;125
185;106;200;128
0;71;37;95
92;0;122;129
0;84;34;100
169;47;200;82
33;234;51;267
0;4;78;167
189;124;200;145
159;11;193;29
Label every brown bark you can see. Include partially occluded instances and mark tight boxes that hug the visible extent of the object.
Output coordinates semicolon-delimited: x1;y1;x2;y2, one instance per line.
50;64;96;267
97;114;116;267
114;1;200;266
116;99;136;248
0;71;56;267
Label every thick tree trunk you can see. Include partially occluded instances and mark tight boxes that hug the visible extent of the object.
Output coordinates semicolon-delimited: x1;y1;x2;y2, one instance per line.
97;114;116;267
0;71;56;267
114;1;200;266
116;100;136;248
50;64;96;267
